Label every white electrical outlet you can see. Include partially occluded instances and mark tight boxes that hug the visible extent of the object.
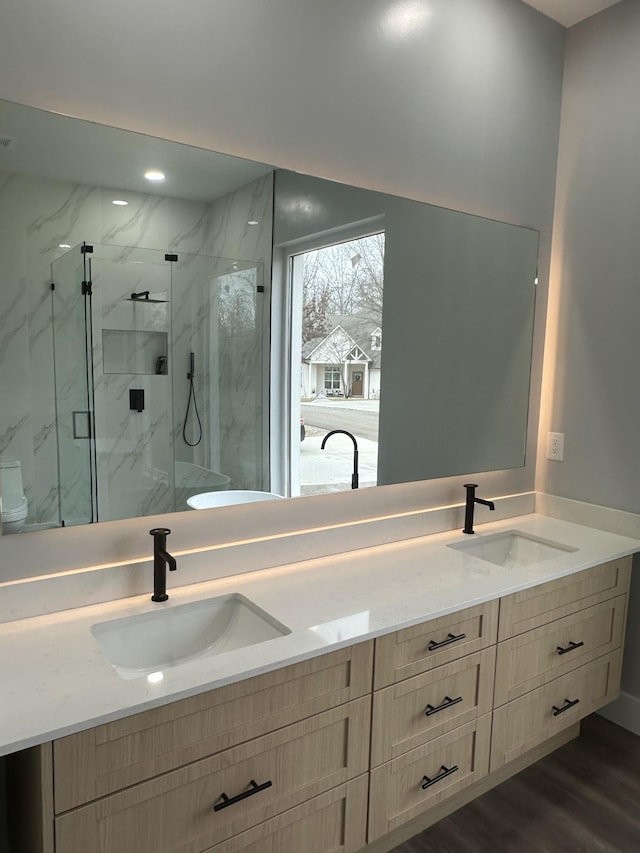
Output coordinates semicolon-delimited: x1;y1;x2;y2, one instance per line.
547;431;564;461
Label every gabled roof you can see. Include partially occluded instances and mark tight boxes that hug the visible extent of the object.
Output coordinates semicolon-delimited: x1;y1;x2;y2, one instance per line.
302;312;382;368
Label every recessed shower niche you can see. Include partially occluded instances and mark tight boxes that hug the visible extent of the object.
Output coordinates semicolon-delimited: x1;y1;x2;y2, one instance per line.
50;243;264;526
102;330;169;375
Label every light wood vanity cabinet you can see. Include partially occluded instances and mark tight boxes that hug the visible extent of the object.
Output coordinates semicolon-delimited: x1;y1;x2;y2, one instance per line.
204;777;369;853
14;556;632;853
368;602;498;842
373;601;499;689
369;715;492;840
56;699;371;853
54;642;374;812
489;557;631;776
371;647;496;766
497;556;630;640
494;594;627;707
491;651;623;770
52;644;373;853
366;557;631;848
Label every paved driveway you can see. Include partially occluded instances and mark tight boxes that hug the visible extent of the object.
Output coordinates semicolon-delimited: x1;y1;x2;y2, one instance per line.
301;399;380;442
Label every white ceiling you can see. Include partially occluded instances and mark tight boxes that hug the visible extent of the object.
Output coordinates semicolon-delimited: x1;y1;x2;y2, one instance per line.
521;0;623;27
0;100;272;203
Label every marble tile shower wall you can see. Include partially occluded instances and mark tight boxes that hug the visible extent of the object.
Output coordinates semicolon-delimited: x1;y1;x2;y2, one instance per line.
171;250;219;478
90;251;174;523
0;168;274;527
207;176;273;490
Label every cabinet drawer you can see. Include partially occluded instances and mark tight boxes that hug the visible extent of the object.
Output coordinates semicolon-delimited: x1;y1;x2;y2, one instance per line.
54;641;373;812
204;775;368;853
371;647;496;766
55;696;371;853
374;601;498;689
368;714;491;841
494;595;627;706
498;557;631;640
491;651;622;771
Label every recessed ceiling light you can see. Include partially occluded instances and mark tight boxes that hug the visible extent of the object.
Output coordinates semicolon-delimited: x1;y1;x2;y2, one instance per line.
59;243;71;249
247;220;259;226
112;199;128;206
144;170;165;182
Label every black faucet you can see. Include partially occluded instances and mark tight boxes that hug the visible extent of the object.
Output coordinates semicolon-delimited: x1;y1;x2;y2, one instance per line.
150;527;177;601
463;484;495;534
321;429;359;489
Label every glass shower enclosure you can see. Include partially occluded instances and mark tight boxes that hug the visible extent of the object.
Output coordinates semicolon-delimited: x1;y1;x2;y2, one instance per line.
51;242;265;524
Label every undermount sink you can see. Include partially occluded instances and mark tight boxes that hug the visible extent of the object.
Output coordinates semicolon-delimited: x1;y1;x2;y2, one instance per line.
448;529;577;569
91;593;291;679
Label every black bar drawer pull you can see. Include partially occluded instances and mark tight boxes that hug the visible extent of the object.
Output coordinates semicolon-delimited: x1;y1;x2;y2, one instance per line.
428;632;466;651
425;695;463;717
214;779;273;811
552;698;580;717
556;640;584;656
421;764;459;789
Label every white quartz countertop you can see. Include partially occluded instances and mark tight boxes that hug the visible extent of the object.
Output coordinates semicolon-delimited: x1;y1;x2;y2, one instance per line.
1;513;638;756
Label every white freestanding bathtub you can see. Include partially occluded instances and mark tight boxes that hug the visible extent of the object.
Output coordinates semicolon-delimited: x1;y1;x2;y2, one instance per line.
174;462;231;510
187;490;284;509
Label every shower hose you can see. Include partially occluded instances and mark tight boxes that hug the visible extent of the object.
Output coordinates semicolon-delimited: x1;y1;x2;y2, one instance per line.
183;354;203;447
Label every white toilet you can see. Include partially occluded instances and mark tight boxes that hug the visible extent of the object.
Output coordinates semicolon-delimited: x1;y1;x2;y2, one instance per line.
0;459;29;534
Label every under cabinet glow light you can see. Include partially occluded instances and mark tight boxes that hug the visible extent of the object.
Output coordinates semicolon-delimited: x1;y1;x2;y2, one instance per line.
59;243;71;249
144;170;165;182
247;220;259;225
112;199;129;206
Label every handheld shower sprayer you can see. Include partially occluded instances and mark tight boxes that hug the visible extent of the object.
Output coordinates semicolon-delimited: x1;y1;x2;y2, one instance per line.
182;351;202;447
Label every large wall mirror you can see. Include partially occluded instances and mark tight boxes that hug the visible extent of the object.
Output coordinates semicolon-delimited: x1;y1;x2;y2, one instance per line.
0;99;538;535
273;171;538;496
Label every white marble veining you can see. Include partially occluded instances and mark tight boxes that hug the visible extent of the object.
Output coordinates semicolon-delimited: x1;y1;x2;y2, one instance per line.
0;166;272;528
1;512;638;756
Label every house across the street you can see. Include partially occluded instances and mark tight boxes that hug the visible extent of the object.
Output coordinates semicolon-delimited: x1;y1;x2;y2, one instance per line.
301;313;382;400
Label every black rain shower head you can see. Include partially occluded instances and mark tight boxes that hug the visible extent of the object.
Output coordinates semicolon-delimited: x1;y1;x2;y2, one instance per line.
127;291;168;303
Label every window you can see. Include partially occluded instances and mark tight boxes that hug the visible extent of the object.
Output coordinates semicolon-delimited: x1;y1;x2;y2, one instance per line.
324;366;341;390
276;228;384;499
371;329;382;350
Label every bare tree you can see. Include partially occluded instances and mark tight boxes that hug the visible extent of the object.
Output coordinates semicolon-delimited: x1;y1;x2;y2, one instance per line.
354;232;384;322
302;243;357;314
302;290;330;344
302;232;384;326
218;269;256;335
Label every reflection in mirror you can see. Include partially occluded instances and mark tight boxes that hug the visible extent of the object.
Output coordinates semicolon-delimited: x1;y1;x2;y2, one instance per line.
0;99;539;535
0;99;274;531
273;170;539;491
52;243;264;525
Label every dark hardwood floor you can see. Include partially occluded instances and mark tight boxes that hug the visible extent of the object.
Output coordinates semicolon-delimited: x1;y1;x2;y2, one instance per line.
390;715;640;853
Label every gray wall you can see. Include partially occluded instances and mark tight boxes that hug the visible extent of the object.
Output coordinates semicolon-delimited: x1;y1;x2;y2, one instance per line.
537;0;640;706
274;170;539;486
0;1;565;235
0;0;566;509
